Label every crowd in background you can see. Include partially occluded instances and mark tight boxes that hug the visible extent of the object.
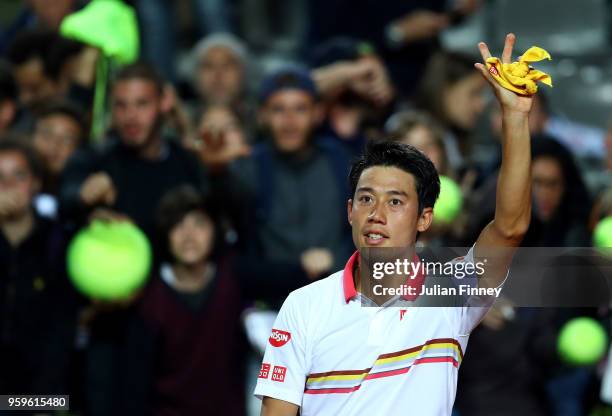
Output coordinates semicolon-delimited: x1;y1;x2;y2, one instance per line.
0;0;611;415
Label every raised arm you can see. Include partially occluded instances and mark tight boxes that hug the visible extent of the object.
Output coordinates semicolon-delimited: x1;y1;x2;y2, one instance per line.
473;33;533;288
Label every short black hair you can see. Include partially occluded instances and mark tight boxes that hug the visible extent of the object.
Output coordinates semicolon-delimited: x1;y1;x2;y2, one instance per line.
349;140;440;213
155;185;219;261
113;61;165;95
6;30;58;78
0;136;43;179
36;100;87;142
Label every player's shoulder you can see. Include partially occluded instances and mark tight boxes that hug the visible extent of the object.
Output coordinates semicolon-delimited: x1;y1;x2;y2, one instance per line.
285;269;344;307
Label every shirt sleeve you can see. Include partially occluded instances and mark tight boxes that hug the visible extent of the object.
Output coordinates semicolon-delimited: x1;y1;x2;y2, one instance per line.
254;291;309;407
448;246;508;335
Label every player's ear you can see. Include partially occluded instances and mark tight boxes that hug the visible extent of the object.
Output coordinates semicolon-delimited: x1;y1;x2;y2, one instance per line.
347;199;354;225
417;207;434;233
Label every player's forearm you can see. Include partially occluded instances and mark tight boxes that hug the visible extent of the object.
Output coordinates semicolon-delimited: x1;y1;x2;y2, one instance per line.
493;110;532;240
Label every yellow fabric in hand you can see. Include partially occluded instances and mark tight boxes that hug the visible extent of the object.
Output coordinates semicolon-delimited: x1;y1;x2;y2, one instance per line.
485;46;553;96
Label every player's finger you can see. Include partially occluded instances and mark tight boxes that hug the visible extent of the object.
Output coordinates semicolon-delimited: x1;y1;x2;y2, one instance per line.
474;63;495;87
501;33;515;64
477;41;492;62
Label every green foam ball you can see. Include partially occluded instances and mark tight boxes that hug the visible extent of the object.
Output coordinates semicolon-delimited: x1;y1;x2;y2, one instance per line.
433;176;463;225
557;317;608;366
67;220;151;300
593;217;612;248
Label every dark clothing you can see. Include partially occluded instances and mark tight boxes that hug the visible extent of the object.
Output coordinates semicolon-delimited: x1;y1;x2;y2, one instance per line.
110;259;246;416
308;0;445;98
224;139;352;266
60;137;208;236
455;309;554;416
0;213;76;395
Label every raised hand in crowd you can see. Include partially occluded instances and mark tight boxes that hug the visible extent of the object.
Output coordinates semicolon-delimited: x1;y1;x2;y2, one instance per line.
301;247;334;281
194;106;251;170
79;171;116;206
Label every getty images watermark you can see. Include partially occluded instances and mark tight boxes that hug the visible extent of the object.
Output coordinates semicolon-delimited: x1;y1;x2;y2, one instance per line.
369;257;501;298
358;247;612;308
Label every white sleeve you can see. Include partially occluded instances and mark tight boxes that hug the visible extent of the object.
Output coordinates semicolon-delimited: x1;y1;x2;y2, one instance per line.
448;246;508;335
254;292;309;407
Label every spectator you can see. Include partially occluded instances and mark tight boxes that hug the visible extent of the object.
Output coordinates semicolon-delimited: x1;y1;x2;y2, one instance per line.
466;137;592;247
112;185;246;415
523;138;592;246
135;0;233;83
0;138;76;396
202;67;353;303
6;30;62;114
32;100;85;218
311;37;395;158
415;51;487;171
385;109;451;177
59;62;208;236
190;33;255;135
308;0;480;98
0;62;18;138
5;29;93;128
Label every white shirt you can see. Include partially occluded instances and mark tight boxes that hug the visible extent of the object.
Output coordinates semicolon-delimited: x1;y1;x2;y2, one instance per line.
254;247;500;415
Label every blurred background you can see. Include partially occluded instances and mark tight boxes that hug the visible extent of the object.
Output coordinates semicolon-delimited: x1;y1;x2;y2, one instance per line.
0;0;611;415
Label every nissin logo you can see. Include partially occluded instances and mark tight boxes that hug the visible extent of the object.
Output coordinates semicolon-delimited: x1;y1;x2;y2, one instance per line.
269;329;291;347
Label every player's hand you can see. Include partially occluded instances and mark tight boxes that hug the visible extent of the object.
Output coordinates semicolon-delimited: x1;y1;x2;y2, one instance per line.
301;248;334;280
474;33;534;115
80;172;117;206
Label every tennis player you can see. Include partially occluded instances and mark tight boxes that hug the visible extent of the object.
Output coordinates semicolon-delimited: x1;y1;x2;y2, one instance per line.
255;33;533;416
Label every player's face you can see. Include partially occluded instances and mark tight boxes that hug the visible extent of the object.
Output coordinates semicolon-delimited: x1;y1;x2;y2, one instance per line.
348;166;433;248
112;79;163;148
532;156;564;222
261;90;320;153
169;211;215;266
33;114;81;174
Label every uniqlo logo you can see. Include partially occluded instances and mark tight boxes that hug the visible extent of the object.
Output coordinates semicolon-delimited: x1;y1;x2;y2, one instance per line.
271;366;287;382
258;363;271;379
400;309;407;321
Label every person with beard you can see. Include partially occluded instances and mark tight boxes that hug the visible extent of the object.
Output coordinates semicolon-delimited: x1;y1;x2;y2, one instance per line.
59;62;208;236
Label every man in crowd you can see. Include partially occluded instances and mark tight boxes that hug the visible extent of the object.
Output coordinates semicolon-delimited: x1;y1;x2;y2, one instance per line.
0;138;75;396
59;62;208;235
202;67;353;303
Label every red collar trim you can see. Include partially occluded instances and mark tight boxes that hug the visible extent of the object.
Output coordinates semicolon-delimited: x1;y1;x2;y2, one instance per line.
342;250;425;303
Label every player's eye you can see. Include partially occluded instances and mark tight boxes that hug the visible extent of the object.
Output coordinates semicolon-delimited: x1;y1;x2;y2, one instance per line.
390;198;403;206
358;195;372;204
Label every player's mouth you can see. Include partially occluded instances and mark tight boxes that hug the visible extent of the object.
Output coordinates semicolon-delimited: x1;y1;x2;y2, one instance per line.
363;230;389;246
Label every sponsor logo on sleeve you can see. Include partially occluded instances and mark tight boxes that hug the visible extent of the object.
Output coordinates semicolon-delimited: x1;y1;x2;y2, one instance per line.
269;329;291;347
271;365;287;382
258;363;271;379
